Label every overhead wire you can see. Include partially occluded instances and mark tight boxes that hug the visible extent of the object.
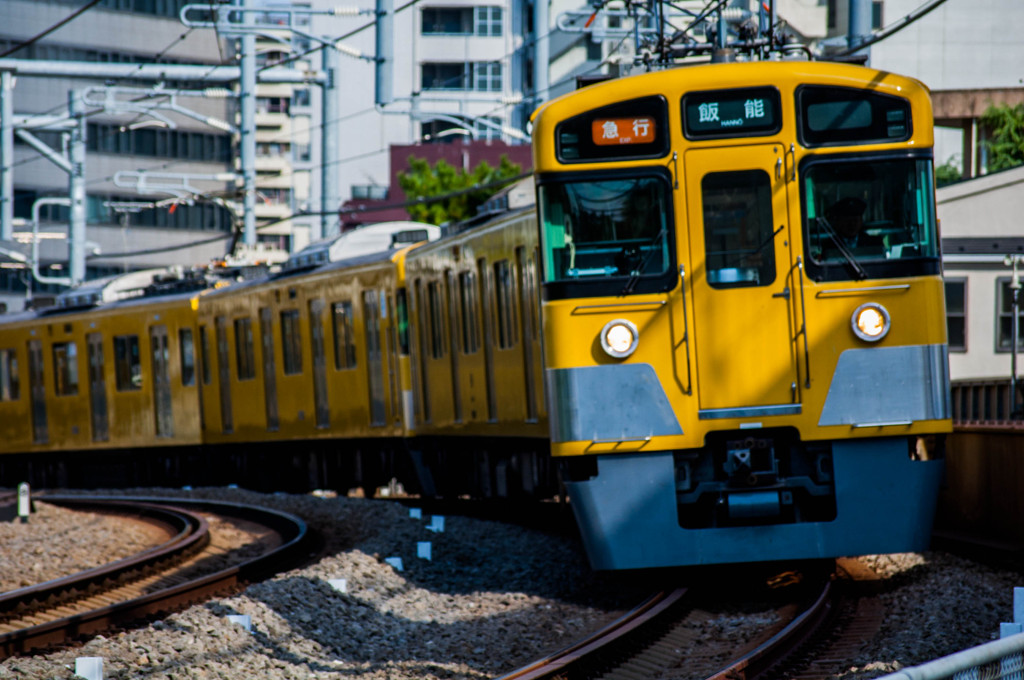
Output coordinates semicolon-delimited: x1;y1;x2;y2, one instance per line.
0;0;104;58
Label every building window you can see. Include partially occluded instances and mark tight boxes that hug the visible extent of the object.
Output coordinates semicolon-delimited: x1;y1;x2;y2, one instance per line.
179;328;196;386
0;349;18;401
872;1;883;29
475;6;502;36
332;301;357;369
474;116;502;140
422;7;501;35
996;278;1024;352
234;318;256;380
945;279;966;352
281;310;303;374
421;62;502;92
114;335;142;391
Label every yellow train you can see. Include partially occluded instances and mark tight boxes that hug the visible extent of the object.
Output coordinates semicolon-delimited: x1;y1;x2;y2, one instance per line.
0;59;950;570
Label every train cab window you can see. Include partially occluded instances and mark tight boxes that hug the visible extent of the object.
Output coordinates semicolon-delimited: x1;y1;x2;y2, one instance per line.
797;86;911;147
555;95;669;162
0;349;18;401
280;310;303;375
199;325;211;385
234;318;256;380
493;260;518;349
458;271;479;354
179;329;196;386
331;301;357;369
701;170;776;288
114;335;142;391
52;342;79;396
802;156;939;282
538;172;674;298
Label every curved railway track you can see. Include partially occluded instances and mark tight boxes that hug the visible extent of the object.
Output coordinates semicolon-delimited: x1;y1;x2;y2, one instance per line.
498;561;884;680
0;495;309;659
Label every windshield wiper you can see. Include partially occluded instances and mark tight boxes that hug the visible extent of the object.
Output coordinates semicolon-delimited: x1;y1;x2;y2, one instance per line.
815;216;867;280
619;228;667;296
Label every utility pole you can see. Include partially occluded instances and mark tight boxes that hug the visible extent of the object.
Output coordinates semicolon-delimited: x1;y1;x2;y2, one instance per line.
68;90;87;286
238;0;257;247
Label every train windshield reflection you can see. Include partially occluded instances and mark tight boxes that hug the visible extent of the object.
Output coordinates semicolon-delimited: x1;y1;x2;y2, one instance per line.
803;157;938;281
539;176;671;284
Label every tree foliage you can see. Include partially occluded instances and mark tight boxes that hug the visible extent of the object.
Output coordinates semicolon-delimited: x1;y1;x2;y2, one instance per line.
935;155;962;187
397;154;522;225
981;103;1024;172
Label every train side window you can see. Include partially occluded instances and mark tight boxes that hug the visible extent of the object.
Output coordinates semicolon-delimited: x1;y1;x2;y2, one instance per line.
280;310;303;375
701;170;776;289
114;335;142;391
199;325;211;385
52;342;79;396
179;329;196;386
458;271;479;353
427;281;445;359
331;301;356;369
234;318;256;380
945;278;966;353
395;289;411;355
493;260;518;348
0;349;18;400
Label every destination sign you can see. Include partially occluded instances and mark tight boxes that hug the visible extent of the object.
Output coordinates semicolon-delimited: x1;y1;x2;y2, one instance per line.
591;117;657;146
682;87;781;140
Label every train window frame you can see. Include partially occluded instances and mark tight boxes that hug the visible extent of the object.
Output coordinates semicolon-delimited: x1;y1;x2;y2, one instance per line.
179;328;196;386
113;334;142;392
536;167;677;301
796;85;912;148
234;317;256;381
457;271;479;354
199;325;211;386
52;341;79;397
493;259;518;349
280;309;303;375
799;151;941;283
680;86;782;141
700;168;777;289
0;348;18;401
427;280;446;359
555;95;670;163
945;278;966;353
331;300;357;369
395;289;411;355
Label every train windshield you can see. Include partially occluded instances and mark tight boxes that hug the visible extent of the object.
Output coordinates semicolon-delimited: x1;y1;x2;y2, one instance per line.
538;173;674;296
802;156;940;282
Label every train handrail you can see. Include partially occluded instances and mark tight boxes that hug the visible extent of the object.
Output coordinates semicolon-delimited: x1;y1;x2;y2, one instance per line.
786;257;811;390
678;264;693;395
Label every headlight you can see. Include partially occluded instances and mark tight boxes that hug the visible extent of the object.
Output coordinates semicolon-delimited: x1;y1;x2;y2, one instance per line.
600;319;639;358
851;303;890;342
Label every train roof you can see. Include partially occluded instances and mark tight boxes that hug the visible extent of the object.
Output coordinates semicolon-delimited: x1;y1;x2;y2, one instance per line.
280;221;441;275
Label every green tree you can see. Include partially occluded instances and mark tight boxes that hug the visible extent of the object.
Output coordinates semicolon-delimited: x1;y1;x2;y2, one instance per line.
981;103;1024;172
935;155;962;187
397;154;522;225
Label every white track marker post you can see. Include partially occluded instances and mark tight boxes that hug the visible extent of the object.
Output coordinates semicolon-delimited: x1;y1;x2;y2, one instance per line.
328;578;348;593
426;515;445;533
385;557;404;571
17;482;29;523
409;508;422;519
74;657;103;680
417;541;432;561
1002;587;1024;638
226;614;252;632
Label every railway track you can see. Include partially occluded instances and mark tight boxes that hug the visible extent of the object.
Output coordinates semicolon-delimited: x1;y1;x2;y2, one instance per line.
0;495;309;659
497;560;885;680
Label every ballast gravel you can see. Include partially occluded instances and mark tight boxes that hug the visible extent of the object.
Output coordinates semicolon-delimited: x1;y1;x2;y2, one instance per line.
0;488;1020;680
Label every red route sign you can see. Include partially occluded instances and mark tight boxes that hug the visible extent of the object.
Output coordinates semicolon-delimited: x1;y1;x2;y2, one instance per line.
591;117;656;146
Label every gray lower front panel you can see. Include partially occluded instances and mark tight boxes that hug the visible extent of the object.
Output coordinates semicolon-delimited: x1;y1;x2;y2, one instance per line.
819;344;950;426
546;364;682;443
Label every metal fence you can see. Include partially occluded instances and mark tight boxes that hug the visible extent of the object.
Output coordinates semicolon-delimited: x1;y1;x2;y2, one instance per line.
873;632;1024;680
951;379;1024;427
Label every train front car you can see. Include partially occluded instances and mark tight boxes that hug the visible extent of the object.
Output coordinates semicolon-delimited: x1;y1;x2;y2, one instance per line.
532;61;950;569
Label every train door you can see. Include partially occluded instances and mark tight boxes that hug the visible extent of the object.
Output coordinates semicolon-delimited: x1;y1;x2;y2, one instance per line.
445;270;462;423
385;294;400;425
515;247;538;422
363;290;387;426
215;316;233;434
150;325;174;437
259;308;279;431
26;339;47;444
684;145;800;417
308;300;329;429
477;258;498;422
86;332;109;442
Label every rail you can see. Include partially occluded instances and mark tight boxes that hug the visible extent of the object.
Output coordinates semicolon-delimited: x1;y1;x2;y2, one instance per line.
951;379;1024;428
872;632;1024;680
